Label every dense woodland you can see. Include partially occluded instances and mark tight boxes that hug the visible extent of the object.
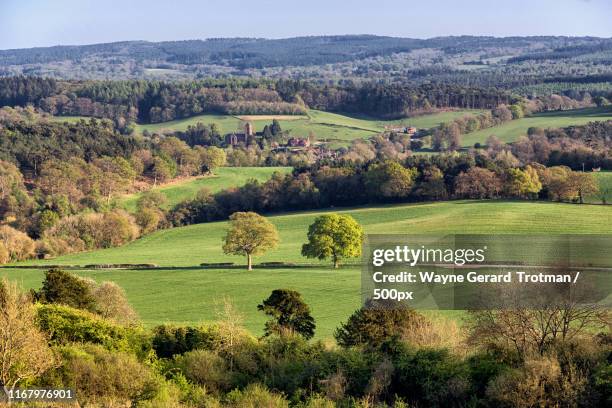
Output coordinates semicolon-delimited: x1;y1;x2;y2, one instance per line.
0;76;521;124
1;36;611;93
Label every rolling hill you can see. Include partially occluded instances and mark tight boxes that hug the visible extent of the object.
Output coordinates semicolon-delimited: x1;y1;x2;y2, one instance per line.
133;109;479;146
461;106;612;147
118;167;292;212
3;200;610;338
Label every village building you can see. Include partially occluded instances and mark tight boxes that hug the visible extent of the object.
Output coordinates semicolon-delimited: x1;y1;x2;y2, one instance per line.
225;122;255;146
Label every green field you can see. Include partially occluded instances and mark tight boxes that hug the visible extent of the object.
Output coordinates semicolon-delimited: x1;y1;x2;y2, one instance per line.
51;109;481;147
461;107;612;147
118;167;292;212
3;200;611;338
132;109;478;146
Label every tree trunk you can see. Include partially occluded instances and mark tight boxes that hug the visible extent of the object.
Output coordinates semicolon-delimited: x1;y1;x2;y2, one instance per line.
247;254;252;271
333;255;339;269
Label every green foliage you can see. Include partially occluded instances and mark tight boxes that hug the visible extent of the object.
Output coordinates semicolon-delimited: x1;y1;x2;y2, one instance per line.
171;349;231;394
335;302;428;349
37;268;96;311
507;165;542;198
394;348;472;407
35;303;150;356
223;211;280;270
302;213;364;268
152;324;222;358
365;161;418;199
42;344;161;407
257;289;316;339
225;383;289;408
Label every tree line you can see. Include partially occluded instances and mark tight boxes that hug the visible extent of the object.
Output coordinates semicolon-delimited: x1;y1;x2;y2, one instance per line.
0;76;519;125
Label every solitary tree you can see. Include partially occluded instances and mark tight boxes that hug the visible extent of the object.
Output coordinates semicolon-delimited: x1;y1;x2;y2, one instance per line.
222;212;279;271
301;214;364;268
257;289;316;339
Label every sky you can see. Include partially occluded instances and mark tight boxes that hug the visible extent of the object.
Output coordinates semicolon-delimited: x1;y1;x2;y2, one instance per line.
1;0;611;50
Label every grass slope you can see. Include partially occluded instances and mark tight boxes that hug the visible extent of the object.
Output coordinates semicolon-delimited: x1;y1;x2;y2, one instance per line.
132;109;478;146
461;107;612;147
118;167;291;212
4;200;611;338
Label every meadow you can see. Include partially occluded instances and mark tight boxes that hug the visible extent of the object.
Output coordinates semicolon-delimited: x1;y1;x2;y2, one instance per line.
3;200;610;338
132;109;478;146
118;167;292;212
461;106;612;147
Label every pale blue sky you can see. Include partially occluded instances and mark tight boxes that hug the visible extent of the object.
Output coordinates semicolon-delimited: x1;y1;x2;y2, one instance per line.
1;0;610;50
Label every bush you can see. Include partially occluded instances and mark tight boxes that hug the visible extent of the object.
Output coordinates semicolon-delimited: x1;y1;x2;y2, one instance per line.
42;210;140;255
225;383;289;408
152;324;222;358
393;348;471;407
35;303;150;356
172;349;231;394
335;301;429;349
43;344;161;407
0;224;35;262
485;356;587;408
88;280;139;326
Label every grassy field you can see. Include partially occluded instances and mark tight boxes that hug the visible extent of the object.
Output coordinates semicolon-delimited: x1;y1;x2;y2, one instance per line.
118;167;291;212
461;107;612;147
3;200;610;338
131;109;478;146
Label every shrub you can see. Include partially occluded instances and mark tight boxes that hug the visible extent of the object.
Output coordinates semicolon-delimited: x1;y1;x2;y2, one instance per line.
225;383;289;408
89;280;139;326
393;348;471;407
485;356;587;408
335;301;429;349
0;224;35;262
35;303;150;356
43;344;160;407
152;324;222;358
172;349;231;394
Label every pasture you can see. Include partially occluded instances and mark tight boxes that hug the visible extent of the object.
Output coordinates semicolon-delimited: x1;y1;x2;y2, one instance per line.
4;200;611;338
461;106;612;147
118;167;291;212
133;109;479;146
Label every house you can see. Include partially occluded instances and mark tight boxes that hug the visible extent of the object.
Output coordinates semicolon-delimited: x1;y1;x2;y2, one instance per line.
386;126;417;135
287;137;311;148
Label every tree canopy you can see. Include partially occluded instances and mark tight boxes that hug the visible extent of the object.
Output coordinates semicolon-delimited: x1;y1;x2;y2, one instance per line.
222;212;279;270
301;213;364;268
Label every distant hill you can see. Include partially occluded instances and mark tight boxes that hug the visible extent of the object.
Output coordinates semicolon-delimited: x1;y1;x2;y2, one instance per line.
1;35;611;85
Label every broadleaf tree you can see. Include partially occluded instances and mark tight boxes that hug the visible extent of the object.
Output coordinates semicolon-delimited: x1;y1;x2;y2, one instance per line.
257;289;315;339
301;213;364;268
222;212;279;271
